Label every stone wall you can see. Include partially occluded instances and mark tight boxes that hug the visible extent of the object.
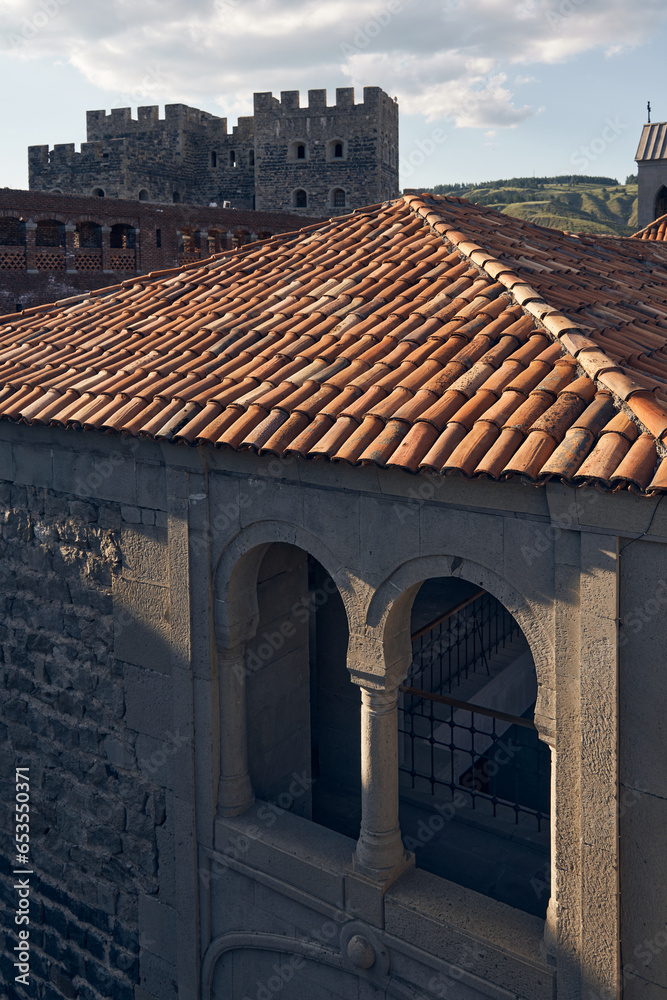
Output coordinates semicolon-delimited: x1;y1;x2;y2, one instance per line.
637;158;667;228
0;189;320;314
0;483;170;1000
28;89;399;216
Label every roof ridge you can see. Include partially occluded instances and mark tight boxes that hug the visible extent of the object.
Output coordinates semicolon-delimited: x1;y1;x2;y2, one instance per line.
404;193;667;459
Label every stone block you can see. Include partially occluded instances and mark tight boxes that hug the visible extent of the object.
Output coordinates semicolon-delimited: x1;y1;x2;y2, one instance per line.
136;733;176;790
136;462;167;511
103;736;136;770
123;664;173;739
113;577;171;674
138;951;178;1000
121;524;169;585
138;895;177;964
0;441;13;481
620;790;667;991
13;442;53;488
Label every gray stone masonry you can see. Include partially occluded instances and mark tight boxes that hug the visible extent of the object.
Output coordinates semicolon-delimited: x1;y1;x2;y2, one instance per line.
29;88;399;216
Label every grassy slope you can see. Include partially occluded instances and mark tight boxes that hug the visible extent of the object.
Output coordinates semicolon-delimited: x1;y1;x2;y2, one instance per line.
428;182;639;236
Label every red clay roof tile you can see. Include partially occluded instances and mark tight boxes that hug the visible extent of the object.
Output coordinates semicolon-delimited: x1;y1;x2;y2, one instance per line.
1;193;667;493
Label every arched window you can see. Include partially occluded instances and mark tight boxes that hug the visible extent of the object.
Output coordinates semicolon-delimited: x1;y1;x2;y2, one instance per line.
332;188;346;208
92;188;105;198
293;189;307;208
138;189;149;202
110;224;136;250
74;222;102;249
326;138;347;161
35;220;65;247
0;218;26;246
655;185;667;219
288;140;308;162
211;151;218;168
172;191;181;204
399;578;550;917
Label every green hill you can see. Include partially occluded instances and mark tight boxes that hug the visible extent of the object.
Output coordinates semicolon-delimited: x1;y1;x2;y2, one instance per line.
426;175;639;236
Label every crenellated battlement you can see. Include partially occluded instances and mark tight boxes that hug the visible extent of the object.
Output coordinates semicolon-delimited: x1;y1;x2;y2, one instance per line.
29;85;398;214
253;86;396;115
86;104;228;141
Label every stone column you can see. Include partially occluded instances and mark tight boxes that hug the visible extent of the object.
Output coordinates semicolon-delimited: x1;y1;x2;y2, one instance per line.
24;221;38;273
101;224;113;273
352;681;413;882
65;223;77;273
217;641;254;817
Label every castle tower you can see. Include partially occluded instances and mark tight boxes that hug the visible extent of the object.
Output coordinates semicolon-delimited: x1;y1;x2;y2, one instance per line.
252;87;399;216
28;87;399;215
636;121;667;229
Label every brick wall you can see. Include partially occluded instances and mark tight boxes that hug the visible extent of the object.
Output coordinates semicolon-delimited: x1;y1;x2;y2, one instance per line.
0;189;322;314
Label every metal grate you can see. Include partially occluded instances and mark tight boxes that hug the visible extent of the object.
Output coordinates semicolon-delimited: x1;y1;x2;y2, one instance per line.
399;591;550;831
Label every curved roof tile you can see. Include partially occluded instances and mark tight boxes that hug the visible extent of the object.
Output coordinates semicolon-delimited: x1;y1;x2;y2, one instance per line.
2;193;667;494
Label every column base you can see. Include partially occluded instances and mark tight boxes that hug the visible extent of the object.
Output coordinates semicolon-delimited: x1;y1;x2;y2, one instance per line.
352;847;414;886
217;775;254;818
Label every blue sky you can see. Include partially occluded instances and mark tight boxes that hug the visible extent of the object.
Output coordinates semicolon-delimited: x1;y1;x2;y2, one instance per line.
0;0;665;192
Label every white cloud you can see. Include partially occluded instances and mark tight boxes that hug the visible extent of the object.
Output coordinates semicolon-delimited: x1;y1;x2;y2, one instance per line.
0;0;665;134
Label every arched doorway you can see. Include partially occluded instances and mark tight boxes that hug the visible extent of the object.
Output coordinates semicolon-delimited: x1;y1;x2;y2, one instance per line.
398;577;550;916
238;544;357;835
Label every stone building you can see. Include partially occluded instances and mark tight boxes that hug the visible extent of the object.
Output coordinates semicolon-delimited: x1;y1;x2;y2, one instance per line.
635;120;667;228
0;188;321;314
28;87;399;217
0;193;666;1000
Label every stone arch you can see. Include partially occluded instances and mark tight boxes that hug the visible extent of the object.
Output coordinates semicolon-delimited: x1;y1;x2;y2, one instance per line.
288;139;308;162
330;187;346;209
202;931;413;1000
326;137;347;161
362;553;553;739
655;184;667;220
212;520;360;646
292;188;308;209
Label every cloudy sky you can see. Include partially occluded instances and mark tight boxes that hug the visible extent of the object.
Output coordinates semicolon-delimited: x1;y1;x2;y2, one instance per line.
0;0;665;192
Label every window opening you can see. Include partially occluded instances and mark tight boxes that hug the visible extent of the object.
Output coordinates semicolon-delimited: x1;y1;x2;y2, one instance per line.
155;228;162;248
230;150;237;168
655;185;667;219
0;218;26;246
211;151;218;168
172;191;181;204
92;188;105;198
248;150;255;166
74;222;102;249
35;220;65;247
334;142;343;158
296;144;306;160
398;578;550;917
109;223;136;250
138;189;149;201
294;189;307;208
332;188;346;208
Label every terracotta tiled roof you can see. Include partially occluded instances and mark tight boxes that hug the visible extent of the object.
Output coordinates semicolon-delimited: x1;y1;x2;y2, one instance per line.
3;193;667;495
632;213;667;242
